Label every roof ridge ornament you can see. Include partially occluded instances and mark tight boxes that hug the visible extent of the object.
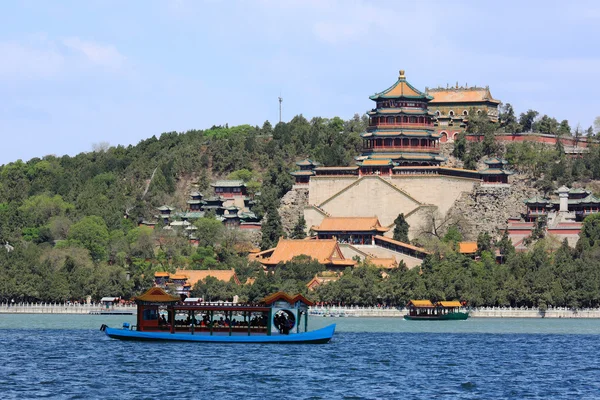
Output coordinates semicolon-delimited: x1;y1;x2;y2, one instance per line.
399;69;405;79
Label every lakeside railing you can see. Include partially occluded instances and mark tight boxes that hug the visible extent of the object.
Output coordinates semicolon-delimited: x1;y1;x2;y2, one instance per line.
308;305;600;318
0;302;137;314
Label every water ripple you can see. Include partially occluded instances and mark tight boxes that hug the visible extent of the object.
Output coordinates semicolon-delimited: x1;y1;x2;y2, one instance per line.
1;328;600;399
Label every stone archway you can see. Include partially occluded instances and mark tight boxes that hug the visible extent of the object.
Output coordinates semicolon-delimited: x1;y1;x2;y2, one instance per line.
440;131;448;143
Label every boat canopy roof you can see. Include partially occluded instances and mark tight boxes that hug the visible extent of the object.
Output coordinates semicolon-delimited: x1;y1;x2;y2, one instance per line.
407;300;434;308
100;297;119;302
436;301;463;308
135;287;180;303
262;291;314;307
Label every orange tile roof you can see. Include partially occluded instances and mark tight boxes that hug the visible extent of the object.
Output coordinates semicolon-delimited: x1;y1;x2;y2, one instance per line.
428;87;500;104
175;269;241;286
169;274;188;280
458;242;478;254
135;287;180;303
312;217;389;233
154;272;169;277
261;238;356;266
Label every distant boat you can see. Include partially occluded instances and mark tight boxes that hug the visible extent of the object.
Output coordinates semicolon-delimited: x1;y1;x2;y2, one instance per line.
100;288;335;344
403;300;469;320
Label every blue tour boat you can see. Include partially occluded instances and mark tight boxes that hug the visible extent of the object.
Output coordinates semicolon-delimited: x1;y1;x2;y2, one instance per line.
101;288;335;344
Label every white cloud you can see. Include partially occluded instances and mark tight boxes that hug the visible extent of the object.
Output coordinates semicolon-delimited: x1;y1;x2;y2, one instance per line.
0;36;127;81
62;37;126;70
0;40;64;80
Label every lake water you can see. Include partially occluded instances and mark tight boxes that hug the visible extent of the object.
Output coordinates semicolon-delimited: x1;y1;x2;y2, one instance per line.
1;315;599;399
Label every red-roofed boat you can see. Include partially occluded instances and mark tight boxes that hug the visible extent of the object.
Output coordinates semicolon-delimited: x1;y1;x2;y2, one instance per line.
100;289;335;344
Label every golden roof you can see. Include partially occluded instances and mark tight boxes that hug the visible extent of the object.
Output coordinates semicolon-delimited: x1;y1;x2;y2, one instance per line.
312;217;389;233
135;287;180;303
360;160;394;166
458;242;478;254
175;269;241;286
169;274;188;280
154;272;169;277
407;300;434;307
436;301;463;307
261;238;356;266
370;70;432;100
428;87;500;104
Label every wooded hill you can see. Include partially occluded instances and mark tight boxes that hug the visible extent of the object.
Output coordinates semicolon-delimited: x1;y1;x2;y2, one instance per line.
2;109;600;307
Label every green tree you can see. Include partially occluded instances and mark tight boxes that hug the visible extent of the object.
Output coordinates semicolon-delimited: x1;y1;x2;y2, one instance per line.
393;213;410;243
291;215;307;239
499;103;519;132
194;217;225;247
67;216;110;261
260;204;284;250
518;110;539;132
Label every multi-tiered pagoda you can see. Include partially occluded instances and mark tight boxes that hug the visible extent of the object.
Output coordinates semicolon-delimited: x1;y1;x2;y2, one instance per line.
360;70;445;166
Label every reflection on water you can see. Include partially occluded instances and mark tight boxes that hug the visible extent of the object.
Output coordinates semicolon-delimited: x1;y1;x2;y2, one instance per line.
1;314;599;334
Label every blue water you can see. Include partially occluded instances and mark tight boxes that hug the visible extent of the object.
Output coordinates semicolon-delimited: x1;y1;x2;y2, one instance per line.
1;316;600;399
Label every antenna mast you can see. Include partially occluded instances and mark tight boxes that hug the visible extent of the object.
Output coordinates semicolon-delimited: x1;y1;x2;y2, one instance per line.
278;95;283;123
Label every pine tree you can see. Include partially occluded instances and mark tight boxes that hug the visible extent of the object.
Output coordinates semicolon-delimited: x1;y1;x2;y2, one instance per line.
392;213;409;243
260;204;284;250
291;215;307;239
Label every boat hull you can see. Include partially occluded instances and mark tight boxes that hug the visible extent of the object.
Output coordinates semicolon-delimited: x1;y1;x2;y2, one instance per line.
404;312;469;321
103;324;336;344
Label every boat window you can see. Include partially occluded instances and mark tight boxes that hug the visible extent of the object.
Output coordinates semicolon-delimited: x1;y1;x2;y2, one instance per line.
273;309;296;334
143;308;158;320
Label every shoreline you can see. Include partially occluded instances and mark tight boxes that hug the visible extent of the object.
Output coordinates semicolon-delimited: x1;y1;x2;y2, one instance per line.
3;303;600;318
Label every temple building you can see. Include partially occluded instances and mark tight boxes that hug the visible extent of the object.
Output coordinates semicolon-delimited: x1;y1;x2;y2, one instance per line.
291;159;320;185
311;217;389;245
187;191;204;211
524;187;600;222
426;84;500;142
251;238;357;272
361;70;444;168
211;180;247;198
479;158;513;185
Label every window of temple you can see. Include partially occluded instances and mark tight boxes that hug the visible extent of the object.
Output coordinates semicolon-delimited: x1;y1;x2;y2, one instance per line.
387;117;394;124
477;110;482;115
463;110;468;116
449;110;455;117
435;110;441;117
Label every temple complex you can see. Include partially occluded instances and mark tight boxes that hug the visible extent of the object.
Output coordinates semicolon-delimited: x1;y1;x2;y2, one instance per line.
426;84;500;142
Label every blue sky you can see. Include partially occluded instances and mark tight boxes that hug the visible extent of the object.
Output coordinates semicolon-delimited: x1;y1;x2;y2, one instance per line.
1;0;600;165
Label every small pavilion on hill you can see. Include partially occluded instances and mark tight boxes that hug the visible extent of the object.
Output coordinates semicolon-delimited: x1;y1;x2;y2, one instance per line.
479;158;513;185
311;217;389;245
251;238;356;271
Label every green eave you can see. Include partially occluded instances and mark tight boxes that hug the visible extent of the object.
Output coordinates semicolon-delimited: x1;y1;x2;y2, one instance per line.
369;78;433;101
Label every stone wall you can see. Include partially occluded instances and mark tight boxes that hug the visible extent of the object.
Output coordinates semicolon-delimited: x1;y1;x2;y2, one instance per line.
279;187;309;236
449;174;538;240
391;175;478;215
317;176;422;227
308;177;359;205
